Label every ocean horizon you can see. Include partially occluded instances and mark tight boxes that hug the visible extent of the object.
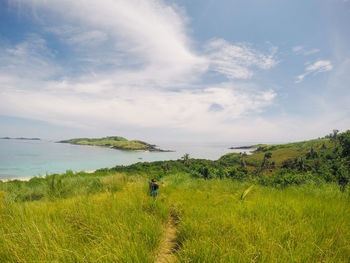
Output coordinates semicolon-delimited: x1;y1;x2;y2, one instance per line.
0;138;257;180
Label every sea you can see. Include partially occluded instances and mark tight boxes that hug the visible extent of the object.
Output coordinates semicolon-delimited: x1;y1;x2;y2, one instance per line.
0;139;255;180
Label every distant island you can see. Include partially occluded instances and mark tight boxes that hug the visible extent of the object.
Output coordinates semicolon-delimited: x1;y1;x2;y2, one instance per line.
228;145;256;150
0;137;41;140
57;136;171;152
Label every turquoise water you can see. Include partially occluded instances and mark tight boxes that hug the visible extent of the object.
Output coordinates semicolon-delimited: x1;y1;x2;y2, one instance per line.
0;139;251;180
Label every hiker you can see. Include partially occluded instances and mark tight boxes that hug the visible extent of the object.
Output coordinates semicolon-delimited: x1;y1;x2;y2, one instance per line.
149;179;159;197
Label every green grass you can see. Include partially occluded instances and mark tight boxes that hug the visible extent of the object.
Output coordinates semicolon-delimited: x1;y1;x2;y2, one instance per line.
163;176;350;262
221;138;332;168
0;176;169;262
254;138;331;152
0;172;349;262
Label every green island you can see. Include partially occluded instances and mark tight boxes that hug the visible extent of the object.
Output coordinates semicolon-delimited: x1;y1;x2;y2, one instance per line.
58;136;170;152
1;130;350;262
0;137;41;140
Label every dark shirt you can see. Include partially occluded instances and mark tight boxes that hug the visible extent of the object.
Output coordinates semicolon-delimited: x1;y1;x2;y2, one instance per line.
152;183;159;191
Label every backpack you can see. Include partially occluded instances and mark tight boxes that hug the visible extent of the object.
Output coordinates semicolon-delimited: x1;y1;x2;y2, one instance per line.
152;183;159;191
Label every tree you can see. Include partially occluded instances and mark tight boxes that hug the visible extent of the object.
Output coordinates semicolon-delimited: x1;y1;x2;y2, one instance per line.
336;164;349;192
181;153;191;167
306;147;318;159
261;152;272;169
327;129;339;146
297;158;305;172
338;130;350;191
240;153;247;168
216;168;225;179
201;166;209;179
282;159;293;169
162;163;170;174
338;130;350;157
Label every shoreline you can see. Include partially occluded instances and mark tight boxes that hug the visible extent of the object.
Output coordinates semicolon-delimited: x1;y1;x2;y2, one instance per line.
1;169;97;182
1;177;32;182
58;141;173;152
0;141;255;181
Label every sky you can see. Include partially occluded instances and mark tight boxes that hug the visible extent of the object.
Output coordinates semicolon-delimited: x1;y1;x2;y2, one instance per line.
0;0;349;142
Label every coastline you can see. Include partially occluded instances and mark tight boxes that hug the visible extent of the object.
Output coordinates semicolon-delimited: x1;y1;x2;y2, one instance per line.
58;141;172;152
0;140;252;180
1;170;97;182
1;177;32;182
57;136;173;152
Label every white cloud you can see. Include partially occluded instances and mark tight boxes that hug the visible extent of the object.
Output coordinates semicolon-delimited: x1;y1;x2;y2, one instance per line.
292;45;320;56
304;49;321;55
0;36;276;133
0;0;280;140
296;60;333;83
0;79;276;133
205;39;278;79
6;0;205;92
292;46;303;53
0;34;61;83
306;60;333;72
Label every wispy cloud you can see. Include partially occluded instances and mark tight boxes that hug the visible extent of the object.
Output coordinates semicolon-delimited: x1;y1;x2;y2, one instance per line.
292;46;320;56
206;39;278;79
296;60;333;83
0;34;61;83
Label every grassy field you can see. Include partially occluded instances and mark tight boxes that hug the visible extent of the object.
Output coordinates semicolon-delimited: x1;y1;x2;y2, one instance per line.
164;176;350;262
0;172;349;262
222;138;333;168
0;175;169;262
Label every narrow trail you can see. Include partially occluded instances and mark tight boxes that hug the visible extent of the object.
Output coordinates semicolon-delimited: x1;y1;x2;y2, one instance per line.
155;215;178;263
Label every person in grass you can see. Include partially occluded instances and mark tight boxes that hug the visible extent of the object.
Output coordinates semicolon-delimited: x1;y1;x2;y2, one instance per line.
149;179;159;197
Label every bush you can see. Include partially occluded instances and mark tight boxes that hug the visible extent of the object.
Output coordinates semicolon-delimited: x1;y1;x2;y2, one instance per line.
87;178;104;194
257;169;319;187
226;168;246;181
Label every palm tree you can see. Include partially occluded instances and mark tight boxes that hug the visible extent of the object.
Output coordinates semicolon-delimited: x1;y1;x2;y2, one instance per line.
182;153;190;167
330;129;339;146
261;152;272;168
240;153;247;168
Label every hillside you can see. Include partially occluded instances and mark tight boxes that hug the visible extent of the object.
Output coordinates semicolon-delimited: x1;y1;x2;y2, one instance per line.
58;136;170;152
1;173;349;262
221;137;332;168
1;130;349;262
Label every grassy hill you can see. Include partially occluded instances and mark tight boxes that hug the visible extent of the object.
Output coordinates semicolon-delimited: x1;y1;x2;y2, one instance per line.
1;130;350;262
58;136;168;151
0;173;349;262
221;137;332;168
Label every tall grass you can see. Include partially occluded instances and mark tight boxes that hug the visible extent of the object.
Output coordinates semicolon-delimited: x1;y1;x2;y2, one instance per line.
162;176;350;262
0;177;169;262
1;172;349;262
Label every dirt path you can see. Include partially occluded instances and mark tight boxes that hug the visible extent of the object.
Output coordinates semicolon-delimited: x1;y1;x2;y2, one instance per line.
155;215;178;263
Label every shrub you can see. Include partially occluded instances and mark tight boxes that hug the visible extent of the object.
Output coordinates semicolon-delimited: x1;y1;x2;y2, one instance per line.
257;169;319;187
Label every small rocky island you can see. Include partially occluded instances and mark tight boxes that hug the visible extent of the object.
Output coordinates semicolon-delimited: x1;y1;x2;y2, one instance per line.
0;137;41;140
58;136;171;152
228;145;255;150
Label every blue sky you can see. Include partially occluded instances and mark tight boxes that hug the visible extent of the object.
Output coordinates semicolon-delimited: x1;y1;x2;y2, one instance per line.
0;0;349;142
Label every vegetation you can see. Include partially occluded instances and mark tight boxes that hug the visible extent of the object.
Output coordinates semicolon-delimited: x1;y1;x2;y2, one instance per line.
58;136;169;151
1;130;350;262
0;176;168;262
165;178;350;262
